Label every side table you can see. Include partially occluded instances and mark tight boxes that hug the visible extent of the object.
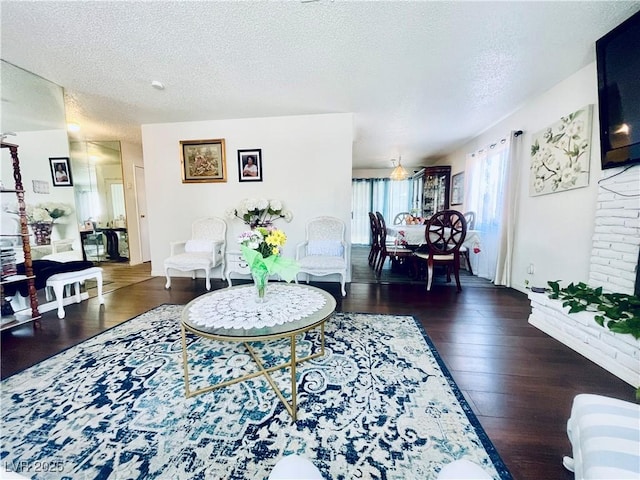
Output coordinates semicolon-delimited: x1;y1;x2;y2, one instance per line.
224;250;250;287
225;250;280;287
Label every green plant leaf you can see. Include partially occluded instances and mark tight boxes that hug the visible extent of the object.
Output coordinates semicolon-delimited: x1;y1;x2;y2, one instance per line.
547;281;639;339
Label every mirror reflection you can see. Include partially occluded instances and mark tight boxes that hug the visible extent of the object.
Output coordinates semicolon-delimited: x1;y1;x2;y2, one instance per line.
69;141;129;262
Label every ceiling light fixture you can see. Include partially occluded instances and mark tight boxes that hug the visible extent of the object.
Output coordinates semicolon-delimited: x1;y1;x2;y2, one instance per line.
151;80;165;90
390;156;409;181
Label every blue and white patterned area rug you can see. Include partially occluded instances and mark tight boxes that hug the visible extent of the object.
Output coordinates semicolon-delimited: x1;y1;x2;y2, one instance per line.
1;306;511;480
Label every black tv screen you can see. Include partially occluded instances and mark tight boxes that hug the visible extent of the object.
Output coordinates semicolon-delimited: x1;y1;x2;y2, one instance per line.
596;10;640;169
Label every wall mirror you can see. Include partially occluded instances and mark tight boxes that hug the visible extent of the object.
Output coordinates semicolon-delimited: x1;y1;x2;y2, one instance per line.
69;141;128;261
1;60;71;250
1;60;129;262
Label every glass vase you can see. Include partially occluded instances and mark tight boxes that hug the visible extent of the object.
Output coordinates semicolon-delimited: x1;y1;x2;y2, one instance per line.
251;268;269;301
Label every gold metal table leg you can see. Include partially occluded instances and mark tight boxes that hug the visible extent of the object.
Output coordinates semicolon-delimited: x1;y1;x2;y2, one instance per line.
181;323;326;421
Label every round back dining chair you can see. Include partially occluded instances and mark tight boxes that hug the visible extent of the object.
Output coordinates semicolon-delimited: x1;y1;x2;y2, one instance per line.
374;211;413;278
368;212;381;267
393;212;412;225
414;210;467;292
463;211;476;230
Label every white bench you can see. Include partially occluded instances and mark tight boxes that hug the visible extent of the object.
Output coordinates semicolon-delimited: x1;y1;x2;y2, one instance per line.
45;266;105;319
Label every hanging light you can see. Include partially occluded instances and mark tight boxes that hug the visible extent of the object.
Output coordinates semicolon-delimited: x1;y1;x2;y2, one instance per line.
389;156;409;181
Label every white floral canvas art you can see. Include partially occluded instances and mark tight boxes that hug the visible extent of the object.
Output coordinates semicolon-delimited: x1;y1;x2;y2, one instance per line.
529;105;592;196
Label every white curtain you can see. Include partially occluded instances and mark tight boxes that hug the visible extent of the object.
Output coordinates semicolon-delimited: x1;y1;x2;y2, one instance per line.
495;132;522;286
466;131;521;285
351;178;412;245
351;179;372;245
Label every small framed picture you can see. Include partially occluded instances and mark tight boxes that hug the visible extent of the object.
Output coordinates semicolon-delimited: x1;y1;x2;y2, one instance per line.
451;171;464;205
238;149;263;182
49;157;73;187
180;139;227;183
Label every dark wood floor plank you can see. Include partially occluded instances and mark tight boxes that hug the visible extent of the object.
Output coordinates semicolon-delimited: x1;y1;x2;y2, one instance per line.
1;259;636;480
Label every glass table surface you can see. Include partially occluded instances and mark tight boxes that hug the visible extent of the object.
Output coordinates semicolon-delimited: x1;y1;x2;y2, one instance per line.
181;283;337;340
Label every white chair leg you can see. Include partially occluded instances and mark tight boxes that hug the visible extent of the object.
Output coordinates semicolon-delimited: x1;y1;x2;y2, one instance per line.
205;270;211;291
52;283;66;319
96;272;105;304
340;274;346;297
74;281;81;303
165;267;172;289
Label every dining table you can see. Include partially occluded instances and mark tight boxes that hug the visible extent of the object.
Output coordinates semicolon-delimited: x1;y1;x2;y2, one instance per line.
386;224;482;252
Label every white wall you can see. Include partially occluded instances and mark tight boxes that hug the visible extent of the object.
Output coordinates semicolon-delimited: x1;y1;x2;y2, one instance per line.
445;63;603;293
1;129;77;243
142;113;354;280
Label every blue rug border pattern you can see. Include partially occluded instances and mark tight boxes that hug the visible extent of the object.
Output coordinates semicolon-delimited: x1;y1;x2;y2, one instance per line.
410;317;512;479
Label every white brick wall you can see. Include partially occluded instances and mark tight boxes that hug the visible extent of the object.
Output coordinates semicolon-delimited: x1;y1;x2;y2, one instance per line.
528;292;640;387
588;166;640;295
528;167;639;387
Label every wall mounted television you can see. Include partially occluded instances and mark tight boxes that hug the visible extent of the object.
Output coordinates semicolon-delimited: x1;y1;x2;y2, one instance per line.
596;10;640;170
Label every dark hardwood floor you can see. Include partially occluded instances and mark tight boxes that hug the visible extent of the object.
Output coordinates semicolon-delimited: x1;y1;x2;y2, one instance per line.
1;257;635;480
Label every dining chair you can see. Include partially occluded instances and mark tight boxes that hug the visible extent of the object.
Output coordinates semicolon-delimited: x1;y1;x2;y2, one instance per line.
368;212;381;267
413;209;467;291
164;217;227;291
460;211;476;274
463;211;476;229
374;211;413;278
393;212;412;225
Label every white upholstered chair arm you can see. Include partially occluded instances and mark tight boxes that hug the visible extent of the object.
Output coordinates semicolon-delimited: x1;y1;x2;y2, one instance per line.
342;240;350;263
212;240;225;264
295;241;309;260
169;240;187;256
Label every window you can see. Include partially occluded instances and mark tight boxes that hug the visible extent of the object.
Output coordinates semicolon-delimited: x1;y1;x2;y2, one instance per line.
351;178;412;244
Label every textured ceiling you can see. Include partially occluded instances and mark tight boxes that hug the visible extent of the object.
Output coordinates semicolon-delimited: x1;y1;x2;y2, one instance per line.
1;1;639;169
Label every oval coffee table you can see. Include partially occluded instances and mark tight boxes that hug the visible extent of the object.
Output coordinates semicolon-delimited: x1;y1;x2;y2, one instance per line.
181;283;337;421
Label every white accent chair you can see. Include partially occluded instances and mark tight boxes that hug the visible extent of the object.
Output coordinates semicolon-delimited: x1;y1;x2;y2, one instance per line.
563;393;640;480
164;217;227;291
295;216;349;296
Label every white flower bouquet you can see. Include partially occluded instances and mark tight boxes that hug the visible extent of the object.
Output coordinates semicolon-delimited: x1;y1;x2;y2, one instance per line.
226;198;293;228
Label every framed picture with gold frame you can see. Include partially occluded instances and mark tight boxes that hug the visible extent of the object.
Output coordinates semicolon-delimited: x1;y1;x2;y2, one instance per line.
180;138;226;183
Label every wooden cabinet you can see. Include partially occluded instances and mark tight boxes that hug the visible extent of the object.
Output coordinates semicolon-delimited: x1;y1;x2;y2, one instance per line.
1;142;40;331
419;166;451;218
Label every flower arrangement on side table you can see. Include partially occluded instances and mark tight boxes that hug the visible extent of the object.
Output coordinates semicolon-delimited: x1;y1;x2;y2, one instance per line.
23;202;74;245
24;202;74;223
238;227;299;300
226;198;293;229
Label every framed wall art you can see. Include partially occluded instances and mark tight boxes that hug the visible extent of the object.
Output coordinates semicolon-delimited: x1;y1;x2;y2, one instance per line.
49;157;73;187
529;105;592;196
238;149;263;182
180;138;227;183
451;171;464;205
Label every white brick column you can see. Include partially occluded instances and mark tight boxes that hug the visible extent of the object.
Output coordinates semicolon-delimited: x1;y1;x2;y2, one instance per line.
588;167;640;294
